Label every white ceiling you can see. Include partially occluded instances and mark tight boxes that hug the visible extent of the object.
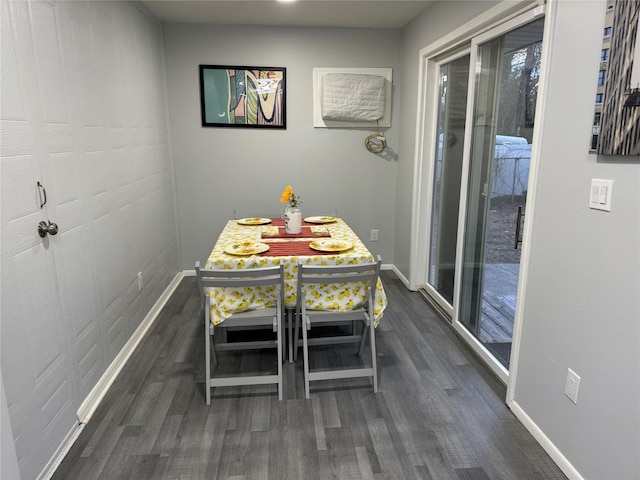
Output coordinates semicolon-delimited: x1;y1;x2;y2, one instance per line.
141;0;435;29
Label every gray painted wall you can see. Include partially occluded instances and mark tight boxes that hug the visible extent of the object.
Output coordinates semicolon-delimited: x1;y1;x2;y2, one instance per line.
399;1;640;479
395;0;502;280
164;24;401;270
513;1;639;478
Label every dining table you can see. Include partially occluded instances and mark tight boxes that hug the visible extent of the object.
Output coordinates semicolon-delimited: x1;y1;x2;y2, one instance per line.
204;216;388;362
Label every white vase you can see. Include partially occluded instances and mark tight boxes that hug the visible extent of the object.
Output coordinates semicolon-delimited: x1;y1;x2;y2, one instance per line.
284;206;302;234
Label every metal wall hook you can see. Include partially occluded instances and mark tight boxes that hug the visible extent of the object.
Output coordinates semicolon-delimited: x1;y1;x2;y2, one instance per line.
37;181;47;208
38;220;58;238
365;120;387;154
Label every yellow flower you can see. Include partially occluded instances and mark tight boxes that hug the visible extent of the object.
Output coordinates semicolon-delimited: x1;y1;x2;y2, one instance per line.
280;185;302;207
280;185;292;203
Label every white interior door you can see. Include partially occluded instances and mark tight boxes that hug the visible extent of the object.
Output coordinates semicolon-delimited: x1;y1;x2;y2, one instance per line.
0;1;80;473
2;2;176;477
1;2;106;478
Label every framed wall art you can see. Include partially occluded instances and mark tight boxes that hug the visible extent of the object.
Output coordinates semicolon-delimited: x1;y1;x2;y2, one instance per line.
199;65;286;129
589;0;639;155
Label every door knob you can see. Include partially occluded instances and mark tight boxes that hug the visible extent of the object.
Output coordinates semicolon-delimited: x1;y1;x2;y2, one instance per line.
38;220;59;238
514;206;524;249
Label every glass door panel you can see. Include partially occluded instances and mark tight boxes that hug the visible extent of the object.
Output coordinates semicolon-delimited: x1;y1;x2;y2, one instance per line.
458;18;544;369
428;54;470;306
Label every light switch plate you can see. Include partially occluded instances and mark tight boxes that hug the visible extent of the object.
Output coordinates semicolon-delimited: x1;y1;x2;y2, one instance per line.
565;368;581;404
589;179;613;211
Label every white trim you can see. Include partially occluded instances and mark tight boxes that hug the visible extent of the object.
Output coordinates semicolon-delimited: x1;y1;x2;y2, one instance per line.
507;0;556;405
41;271;184;479
509;400;584;480
37;422;85;480
418;0;543;60
453;323;510;383
420;282;454;317
391;264;411;289
76;271;184;423
408;50;435;292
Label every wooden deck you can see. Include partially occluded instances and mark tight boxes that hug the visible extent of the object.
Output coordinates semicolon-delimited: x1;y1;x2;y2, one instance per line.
479;263;518;366
479;263;519;344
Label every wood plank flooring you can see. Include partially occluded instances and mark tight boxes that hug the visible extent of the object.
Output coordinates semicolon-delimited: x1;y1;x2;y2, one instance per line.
52;271;567;480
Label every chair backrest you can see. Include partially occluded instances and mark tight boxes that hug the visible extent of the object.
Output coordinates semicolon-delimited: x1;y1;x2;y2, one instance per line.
195;261;284;309
297;255;382;311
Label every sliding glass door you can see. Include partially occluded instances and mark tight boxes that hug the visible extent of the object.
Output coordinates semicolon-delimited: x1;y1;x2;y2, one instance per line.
427;53;469;310
423;11;545;380
459;17;544;371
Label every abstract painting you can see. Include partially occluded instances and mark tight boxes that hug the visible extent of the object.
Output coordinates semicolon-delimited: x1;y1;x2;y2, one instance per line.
199;65;286;129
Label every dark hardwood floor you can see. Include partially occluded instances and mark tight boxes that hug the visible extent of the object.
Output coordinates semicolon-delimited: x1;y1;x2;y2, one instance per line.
52;271;567;480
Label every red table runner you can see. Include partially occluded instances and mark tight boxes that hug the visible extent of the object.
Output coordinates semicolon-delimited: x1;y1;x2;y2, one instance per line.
262;226;330;239
261;241;340;256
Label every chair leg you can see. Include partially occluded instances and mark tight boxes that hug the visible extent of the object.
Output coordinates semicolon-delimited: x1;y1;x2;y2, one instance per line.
358;319;369;356
302;315;311;399
284;312;288;363
277;313;283;401
369;319;378;393
205;322;211;405
293;309;300;362
211;325;218;366
287;309;293;363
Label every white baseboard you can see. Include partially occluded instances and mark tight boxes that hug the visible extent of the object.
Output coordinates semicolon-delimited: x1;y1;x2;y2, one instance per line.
509;400;583;480
42;271;184;480
76;271;184;423
391;264;411;289
38;422;85;480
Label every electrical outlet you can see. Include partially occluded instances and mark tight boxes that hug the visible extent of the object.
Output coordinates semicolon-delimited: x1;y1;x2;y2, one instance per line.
137;272;143;291
564;368;581;404
370;229;379;242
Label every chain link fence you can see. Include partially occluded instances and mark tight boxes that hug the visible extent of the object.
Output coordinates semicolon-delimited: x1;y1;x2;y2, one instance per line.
490;141;531;199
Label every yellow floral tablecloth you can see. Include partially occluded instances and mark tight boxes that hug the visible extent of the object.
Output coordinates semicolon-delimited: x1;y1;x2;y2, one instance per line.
205;218;387;326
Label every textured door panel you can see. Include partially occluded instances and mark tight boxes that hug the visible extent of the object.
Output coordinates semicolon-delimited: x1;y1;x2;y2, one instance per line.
1;1;179;478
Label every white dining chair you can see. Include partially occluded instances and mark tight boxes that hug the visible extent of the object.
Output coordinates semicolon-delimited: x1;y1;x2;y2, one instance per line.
195;261;285;403
295;256;382;399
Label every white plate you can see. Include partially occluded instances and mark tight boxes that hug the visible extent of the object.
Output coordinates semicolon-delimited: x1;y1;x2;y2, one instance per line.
309;239;353;252
224;242;270;256
237;217;272;225
304;216;337;224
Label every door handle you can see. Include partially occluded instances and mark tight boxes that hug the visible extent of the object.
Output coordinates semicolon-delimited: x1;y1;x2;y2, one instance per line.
38;220;59;238
37;181;47;208
514;206;524;249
